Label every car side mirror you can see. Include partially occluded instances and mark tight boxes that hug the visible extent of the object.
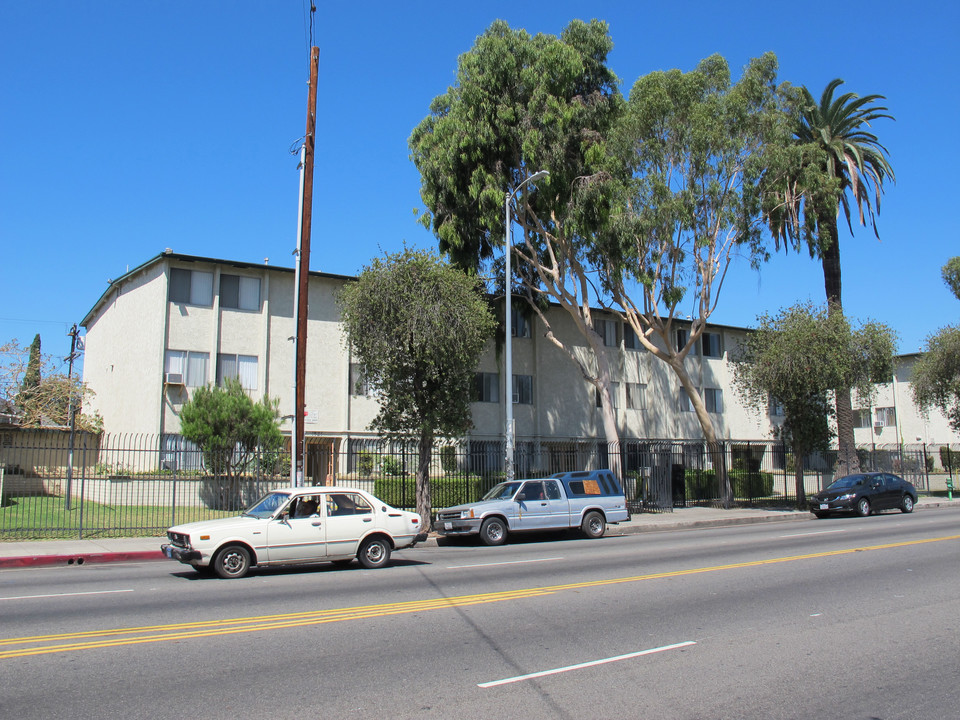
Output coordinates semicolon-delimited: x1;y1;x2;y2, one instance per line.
516;493;526;503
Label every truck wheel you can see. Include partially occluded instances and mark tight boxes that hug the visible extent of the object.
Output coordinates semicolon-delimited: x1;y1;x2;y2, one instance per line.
479;517;507;546
357;537;391;569
213;544;251;579
581;511;606;539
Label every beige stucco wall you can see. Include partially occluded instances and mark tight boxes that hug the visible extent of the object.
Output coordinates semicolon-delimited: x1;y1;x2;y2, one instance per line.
81;254;960;449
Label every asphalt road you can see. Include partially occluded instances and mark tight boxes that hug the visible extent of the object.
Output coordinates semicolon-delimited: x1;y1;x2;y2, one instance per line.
2;509;959;720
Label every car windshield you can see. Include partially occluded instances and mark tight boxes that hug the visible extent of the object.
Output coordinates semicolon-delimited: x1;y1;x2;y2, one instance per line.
827;475;867;490
482;482;523;501
244;491;290;518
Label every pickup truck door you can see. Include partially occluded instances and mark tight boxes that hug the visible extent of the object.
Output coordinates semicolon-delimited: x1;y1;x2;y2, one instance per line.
516;481;569;529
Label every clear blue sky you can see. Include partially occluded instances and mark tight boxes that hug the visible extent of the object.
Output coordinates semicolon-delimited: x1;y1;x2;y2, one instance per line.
2;1;957;375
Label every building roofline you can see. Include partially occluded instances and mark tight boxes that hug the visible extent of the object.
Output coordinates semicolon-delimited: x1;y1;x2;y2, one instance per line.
80;250;356;328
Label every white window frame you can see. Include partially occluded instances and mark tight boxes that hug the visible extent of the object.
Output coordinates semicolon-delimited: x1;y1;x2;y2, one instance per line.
875;407;896;427
596;381;620;409
217;353;258;391
349;363;373;397
626;382;647;410
624;324;643;350
594;318;619;347
511;307;531;338
704;388;723;414
512;374;533;405
164;350;209;387
701;332;722;358
220;273;261;311
475;372;499;403
169;268;213;306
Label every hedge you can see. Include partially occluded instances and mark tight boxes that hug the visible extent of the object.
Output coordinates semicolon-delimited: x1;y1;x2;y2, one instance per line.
684;469;775;500
373;475;484;509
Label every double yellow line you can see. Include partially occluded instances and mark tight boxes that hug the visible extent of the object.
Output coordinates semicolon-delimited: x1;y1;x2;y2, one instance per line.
3;533;956;660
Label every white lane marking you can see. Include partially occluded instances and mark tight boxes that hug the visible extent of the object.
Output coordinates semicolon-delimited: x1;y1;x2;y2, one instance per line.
0;589;134;602
447;557;563;570
478;641;697;688
779;529;848;538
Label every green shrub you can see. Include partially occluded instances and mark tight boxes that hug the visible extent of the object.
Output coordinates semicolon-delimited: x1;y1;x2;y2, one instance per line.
940;446;957;473
374;475;484;509
440;445;458;476
357;451;375;477
381;456;404;476
729;469;775;498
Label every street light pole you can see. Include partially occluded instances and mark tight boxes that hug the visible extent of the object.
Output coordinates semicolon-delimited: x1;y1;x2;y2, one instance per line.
504;169;548;482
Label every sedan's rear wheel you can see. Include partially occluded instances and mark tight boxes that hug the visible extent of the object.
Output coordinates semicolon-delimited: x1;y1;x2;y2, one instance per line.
900;495;915;513
856;497;871;517
213;544;251;579
357;537;391;569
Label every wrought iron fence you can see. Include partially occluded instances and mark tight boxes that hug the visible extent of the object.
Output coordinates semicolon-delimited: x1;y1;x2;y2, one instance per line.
1;430;955;539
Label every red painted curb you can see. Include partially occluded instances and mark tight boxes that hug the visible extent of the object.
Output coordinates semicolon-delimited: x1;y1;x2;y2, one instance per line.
0;550;166;569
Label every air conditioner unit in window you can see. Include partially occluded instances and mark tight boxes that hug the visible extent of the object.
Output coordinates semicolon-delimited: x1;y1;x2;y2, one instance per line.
873;421;884;431
165;372;184;385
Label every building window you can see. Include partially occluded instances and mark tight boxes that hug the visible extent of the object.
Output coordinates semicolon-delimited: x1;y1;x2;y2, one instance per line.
596;382;620;409
676;328;697;354
220;274;261;311
513;374;533;404
169;268;213;306
701;332;722;358
626;383;647;410
679;391;693;412
349;363;373;397
511;307;531;338
875;407;896;427
704;388;723;413
164;350;209;387
217;353;258;391
475;372;499;403
769;395;785;417
624;324;644;350
593;318;618;347
853;408;871;428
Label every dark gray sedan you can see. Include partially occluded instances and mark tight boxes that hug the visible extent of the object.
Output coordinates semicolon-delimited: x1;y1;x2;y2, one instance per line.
809;472;917;518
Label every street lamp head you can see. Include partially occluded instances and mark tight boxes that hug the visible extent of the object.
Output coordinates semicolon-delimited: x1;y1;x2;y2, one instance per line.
528;169;549;183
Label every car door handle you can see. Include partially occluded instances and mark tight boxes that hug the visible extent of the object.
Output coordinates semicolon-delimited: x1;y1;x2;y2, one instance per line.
363;518;372;523
311;521;322;527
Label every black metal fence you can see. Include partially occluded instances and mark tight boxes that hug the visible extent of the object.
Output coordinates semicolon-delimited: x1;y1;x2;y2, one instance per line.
1;430;956;539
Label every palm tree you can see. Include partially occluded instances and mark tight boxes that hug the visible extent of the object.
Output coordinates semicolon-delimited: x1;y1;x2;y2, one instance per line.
769;79;895;475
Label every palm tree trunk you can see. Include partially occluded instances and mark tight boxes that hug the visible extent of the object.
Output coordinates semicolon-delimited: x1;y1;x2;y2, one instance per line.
819;211;861;477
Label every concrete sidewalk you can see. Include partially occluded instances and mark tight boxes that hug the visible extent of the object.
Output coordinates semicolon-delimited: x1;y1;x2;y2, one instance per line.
2;497;956;569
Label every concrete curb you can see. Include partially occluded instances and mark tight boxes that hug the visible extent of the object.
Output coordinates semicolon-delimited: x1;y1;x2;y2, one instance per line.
0;550;165;569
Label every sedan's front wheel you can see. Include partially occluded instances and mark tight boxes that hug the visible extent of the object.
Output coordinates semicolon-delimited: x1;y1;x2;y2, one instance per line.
856;497;871;517
900;495;915;513
213;544;251;579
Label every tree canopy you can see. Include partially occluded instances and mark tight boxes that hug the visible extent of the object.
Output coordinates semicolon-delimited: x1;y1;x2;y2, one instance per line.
733;302;896;505
912;257;960;433
179;378;283;480
602;52;793;453
338;247;496;527
1;337;100;431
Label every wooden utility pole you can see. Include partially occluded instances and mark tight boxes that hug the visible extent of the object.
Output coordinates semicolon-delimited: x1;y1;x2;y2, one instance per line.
293;46;319;486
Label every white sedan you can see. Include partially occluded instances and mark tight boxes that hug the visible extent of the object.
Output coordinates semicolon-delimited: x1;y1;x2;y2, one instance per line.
161;486;428;578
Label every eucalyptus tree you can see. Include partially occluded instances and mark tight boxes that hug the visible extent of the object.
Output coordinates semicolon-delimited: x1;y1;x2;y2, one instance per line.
765;79;895;475
409;19;628;456
338;248;496;528
600;53;793;498
733;302;896;507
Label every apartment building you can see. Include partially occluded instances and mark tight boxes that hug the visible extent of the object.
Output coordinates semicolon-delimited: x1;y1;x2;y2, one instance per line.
80;251;958;479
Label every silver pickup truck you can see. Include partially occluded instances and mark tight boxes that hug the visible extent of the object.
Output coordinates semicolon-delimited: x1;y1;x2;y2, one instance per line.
435;469;630;545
